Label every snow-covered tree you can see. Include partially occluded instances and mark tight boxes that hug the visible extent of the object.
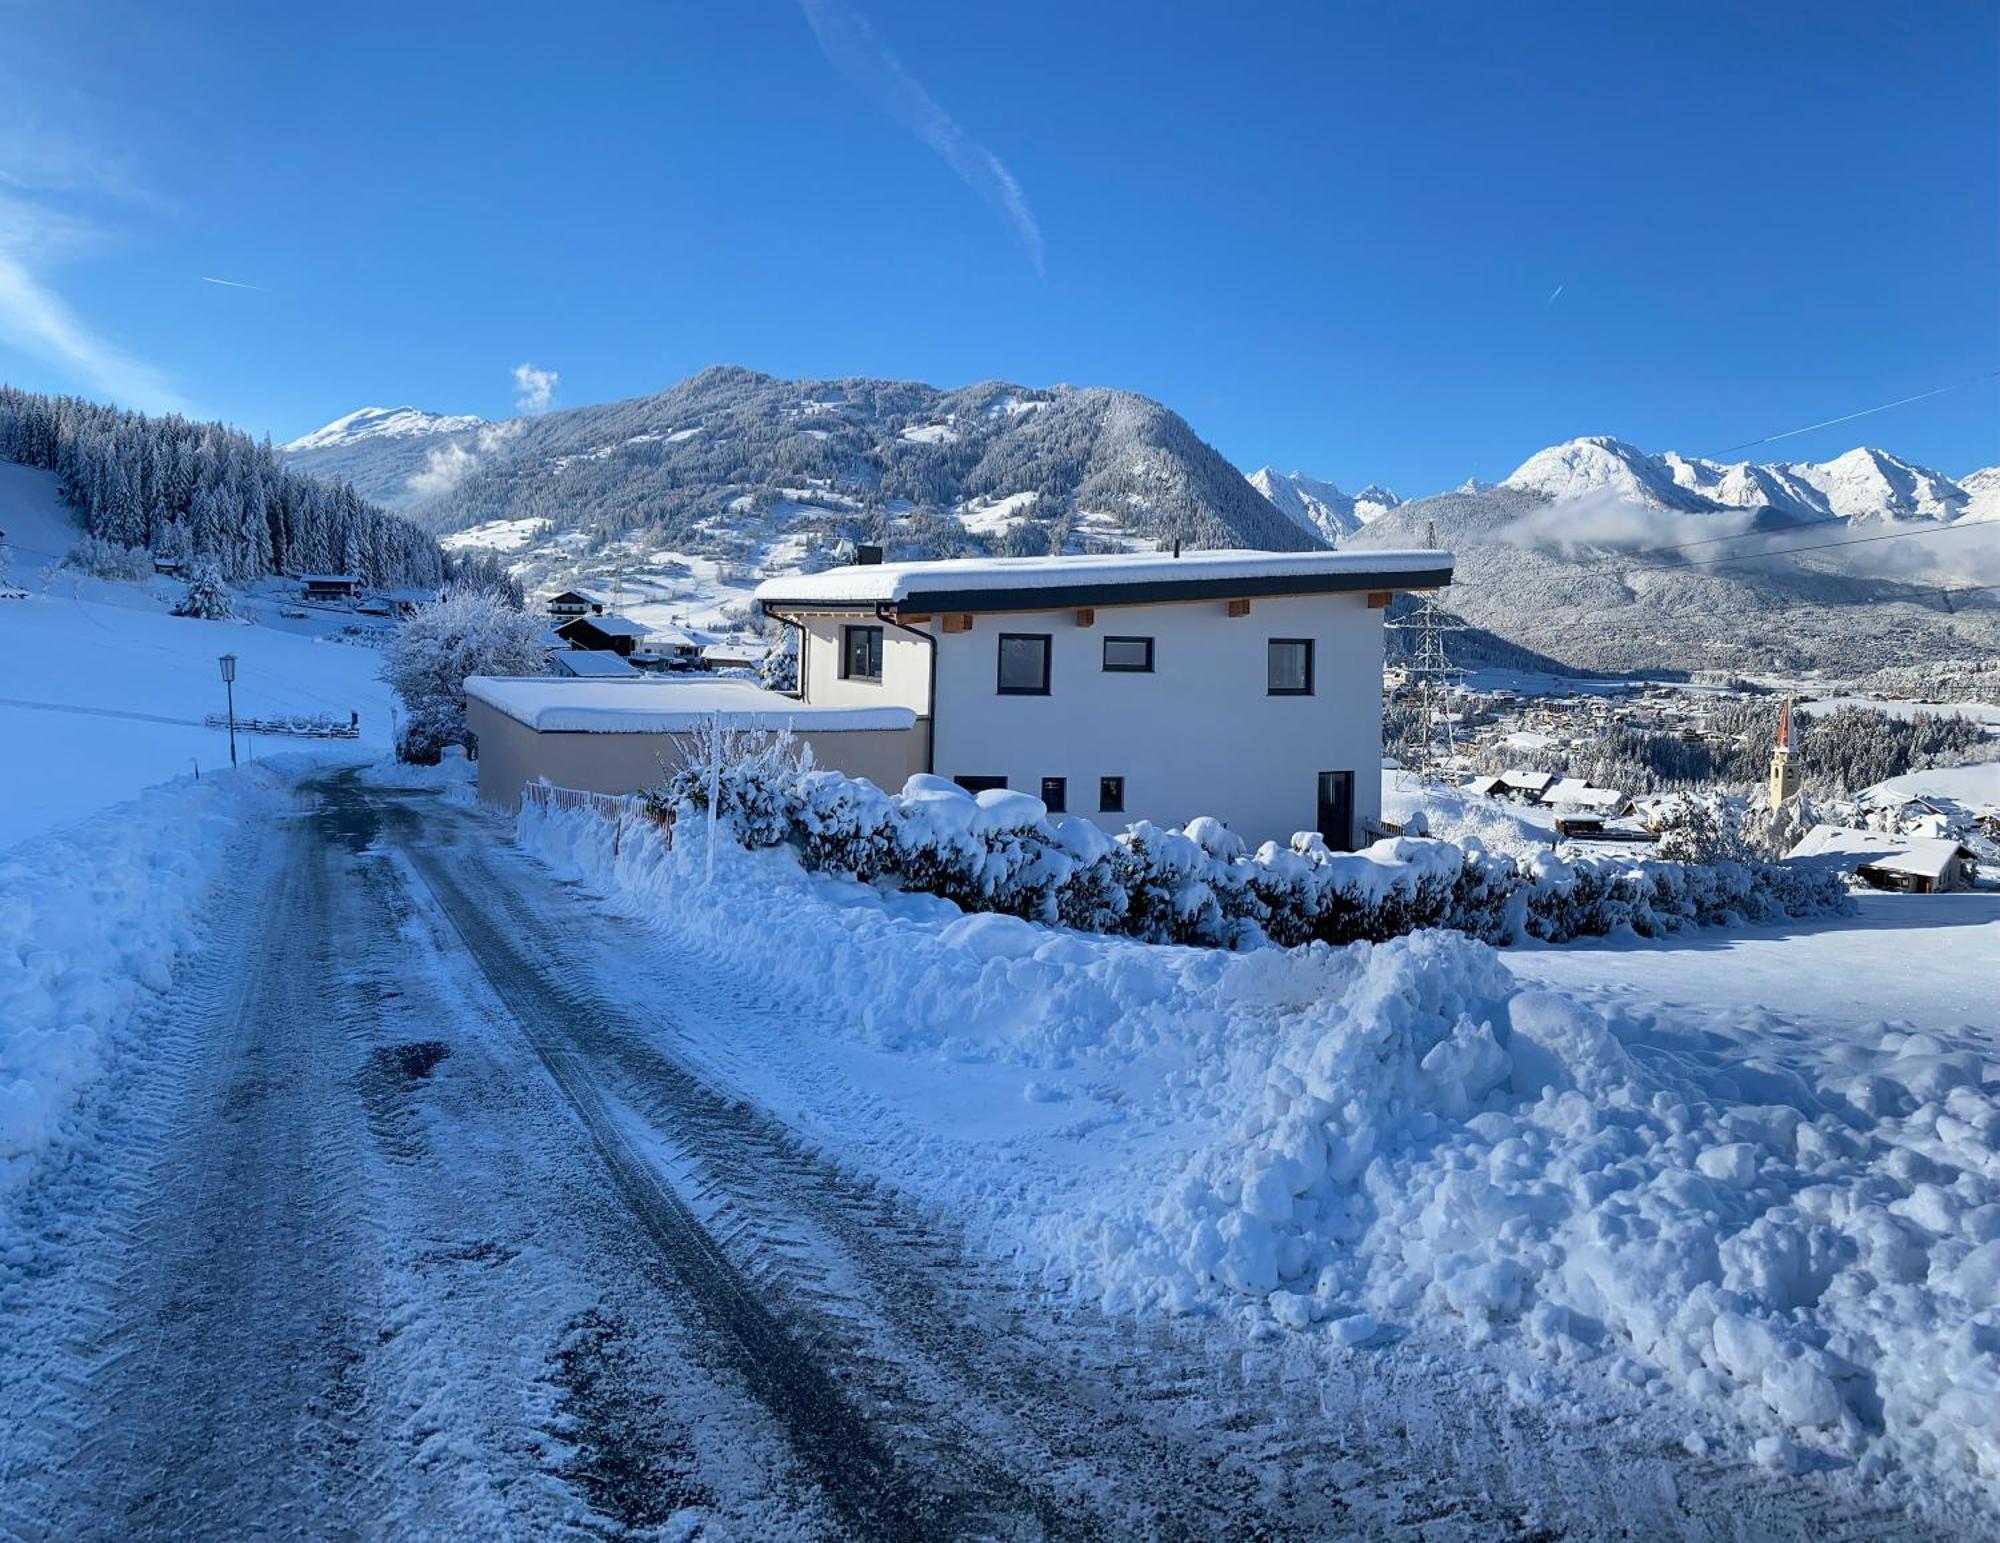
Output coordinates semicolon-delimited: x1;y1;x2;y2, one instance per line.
173;561;235;620
1652;793;1751;864
757;629;799;692
383;590;548;761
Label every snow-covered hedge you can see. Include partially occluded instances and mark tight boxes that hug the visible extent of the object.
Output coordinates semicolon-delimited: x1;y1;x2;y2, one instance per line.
661;743;1849;950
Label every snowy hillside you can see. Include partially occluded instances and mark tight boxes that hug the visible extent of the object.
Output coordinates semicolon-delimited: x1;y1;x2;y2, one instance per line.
0;463;396;849
1506;436;1976;525
1246;467;1400;543
281;405;484;453
1960;466;2000;524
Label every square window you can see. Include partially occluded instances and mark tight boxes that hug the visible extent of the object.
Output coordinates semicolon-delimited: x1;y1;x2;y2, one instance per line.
1040;776;1067;813
997;633;1052;695
1267;638;1314;696
1098;775;1125;814
841;624;883;681
1101;635;1154;672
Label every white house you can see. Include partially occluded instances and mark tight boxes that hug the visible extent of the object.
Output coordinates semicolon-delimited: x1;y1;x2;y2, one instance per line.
752;547;1452;847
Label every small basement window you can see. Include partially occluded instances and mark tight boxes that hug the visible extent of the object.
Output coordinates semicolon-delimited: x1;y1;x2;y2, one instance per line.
1098;776;1125;813
841;624;884;681
1267;638;1314;696
954;775;1008;794
1040;776;1067;813
1101;635;1154;673
997;633;1052;695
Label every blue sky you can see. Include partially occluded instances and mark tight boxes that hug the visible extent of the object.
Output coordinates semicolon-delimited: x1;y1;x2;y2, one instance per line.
1;0;1994;496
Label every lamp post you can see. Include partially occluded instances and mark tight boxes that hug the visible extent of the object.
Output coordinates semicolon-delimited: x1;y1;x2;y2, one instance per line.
218;653;238;769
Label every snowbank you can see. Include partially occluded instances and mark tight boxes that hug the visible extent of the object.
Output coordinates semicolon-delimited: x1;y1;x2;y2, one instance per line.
0;768;273;1196
520;798;2000;1500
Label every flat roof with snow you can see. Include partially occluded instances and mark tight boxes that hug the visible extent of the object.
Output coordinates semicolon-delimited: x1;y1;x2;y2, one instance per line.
465;676;917;734
754;548;1454;613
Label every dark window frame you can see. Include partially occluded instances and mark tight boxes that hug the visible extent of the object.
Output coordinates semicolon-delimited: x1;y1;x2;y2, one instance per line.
840;623;884;681
1101;635;1155;673
1267;637;1315;696
996;632;1053;696
1098;775;1125;813
954;774;1008;794
1040;776;1067;813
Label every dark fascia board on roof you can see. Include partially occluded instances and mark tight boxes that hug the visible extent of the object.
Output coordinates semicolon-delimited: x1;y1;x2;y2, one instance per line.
763;563;1455;618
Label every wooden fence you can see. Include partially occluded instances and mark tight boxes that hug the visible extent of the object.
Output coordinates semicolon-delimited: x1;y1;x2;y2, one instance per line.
520;780;674;852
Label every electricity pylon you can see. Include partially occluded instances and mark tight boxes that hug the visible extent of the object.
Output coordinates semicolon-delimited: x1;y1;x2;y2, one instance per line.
1385;520;1468;782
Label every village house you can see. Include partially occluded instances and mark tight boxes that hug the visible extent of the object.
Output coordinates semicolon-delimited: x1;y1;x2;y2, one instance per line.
465;547;1452;844
299;573;361;602
555;613;652;657
1788;825;1979;894
546;589;607;621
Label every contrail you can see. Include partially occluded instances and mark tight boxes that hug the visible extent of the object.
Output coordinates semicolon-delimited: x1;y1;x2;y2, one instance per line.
1712;369;1999;456
1546;284;1564;305
200;275;264;291
797;0;1044;277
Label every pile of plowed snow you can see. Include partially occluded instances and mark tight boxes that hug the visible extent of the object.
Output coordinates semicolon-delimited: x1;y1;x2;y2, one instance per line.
521;800;2000;1497
0;769;273;1194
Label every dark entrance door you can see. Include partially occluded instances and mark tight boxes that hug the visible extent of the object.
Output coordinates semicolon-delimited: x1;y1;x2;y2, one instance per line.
1317;771;1355;851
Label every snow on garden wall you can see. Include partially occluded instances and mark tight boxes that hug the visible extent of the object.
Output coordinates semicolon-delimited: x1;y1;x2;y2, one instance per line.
519;796;2000;1498
0;769;270;1196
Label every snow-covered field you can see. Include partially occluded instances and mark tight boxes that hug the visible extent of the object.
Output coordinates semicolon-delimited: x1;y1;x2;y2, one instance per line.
522;798;2000;1514
0;464;396;849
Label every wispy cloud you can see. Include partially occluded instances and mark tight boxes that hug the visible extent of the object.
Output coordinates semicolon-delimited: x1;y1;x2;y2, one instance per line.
0;64;183;413
0;193;183;411
513;361;558;414
797;0;1044;277
200;275;264;292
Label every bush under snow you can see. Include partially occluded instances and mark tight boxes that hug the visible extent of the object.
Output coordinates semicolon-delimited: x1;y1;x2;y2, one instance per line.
518;794;2000;1501
658;737;1849;950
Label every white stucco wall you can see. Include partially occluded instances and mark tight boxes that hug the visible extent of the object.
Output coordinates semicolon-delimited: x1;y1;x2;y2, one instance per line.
797;615;932;712
795;594;1385;846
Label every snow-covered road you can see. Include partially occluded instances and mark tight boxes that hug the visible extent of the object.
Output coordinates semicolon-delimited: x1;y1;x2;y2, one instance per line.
0;770;1971;1537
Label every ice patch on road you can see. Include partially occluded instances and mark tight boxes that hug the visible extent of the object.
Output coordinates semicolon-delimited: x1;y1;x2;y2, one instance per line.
518;799;2000;1501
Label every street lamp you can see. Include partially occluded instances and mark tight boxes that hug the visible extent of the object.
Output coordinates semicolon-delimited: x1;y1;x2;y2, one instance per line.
218;653;238;769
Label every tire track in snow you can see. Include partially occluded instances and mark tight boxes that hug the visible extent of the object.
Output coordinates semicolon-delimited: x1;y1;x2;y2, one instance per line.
397;826;1033;1537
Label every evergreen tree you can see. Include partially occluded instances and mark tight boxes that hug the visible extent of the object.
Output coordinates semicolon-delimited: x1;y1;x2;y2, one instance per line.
173;561;235;620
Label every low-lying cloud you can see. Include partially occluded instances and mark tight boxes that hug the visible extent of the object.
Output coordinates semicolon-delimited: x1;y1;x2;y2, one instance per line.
513;362;557;414
406;421;522;501
1500;489;2000;597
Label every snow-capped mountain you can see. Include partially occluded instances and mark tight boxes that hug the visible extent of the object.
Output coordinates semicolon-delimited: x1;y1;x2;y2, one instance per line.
1504;436;1978;525
1503;437;1717;513
1959;467;2000;524
281;406;484;453
1246;468;1400;543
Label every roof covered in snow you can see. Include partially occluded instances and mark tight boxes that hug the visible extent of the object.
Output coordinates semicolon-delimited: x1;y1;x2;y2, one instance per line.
557;613;650;639
464;676;917;734
1788;824;1973;879
754;548;1454;613
551;650;640;678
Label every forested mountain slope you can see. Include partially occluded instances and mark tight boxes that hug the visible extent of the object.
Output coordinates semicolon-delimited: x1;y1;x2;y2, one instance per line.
0;388;445;586
282;365;1318;560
